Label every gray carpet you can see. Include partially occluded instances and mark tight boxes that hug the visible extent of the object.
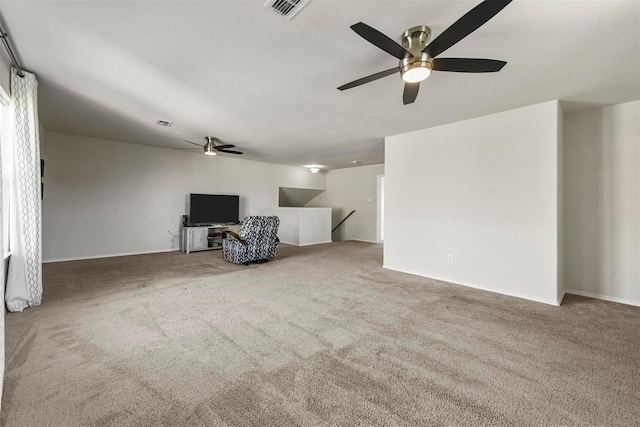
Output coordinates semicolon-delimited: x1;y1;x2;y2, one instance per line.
1;241;638;426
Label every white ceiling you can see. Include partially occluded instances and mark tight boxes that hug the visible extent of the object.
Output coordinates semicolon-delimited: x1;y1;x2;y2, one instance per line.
0;0;638;170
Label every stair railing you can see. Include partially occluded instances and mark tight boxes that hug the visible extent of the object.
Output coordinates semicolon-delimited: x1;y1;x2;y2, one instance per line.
332;210;356;233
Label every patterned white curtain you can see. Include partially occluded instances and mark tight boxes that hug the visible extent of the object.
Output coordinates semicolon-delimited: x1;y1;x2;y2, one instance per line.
5;68;42;312
0;79;6;410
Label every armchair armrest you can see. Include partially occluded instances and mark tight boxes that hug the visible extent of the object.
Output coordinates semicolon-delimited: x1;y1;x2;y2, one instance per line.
224;230;247;245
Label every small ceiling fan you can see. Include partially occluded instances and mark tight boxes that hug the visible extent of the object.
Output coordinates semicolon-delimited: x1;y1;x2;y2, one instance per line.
178;136;243;156
338;0;512;105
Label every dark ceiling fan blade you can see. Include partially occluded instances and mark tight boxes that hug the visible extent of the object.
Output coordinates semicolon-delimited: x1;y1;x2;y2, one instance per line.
218;149;243;155
433;58;506;72
338;67;400;91
351;22;412;60
424;0;512;58
184;140;204;147
403;83;420;105
213;144;235;149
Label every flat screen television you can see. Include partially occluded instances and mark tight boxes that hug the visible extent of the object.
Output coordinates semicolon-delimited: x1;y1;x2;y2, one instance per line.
189;194;239;225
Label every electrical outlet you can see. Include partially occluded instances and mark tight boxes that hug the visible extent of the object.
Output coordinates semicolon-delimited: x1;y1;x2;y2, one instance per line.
447;254;454;263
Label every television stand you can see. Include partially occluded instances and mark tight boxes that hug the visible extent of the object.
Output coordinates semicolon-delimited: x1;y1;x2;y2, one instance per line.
181;224;241;254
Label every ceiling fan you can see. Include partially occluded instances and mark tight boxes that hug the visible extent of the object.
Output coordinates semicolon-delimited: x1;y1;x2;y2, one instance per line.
337;0;512;105
179;136;243;156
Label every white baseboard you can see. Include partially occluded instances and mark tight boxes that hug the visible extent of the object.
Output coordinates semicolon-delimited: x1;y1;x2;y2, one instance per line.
382;264;560;306
557;290;566;306
43;249;177;263
298;240;332;247
350;239;381;244
278;240;298;246
279;240;332;247
564;289;640;307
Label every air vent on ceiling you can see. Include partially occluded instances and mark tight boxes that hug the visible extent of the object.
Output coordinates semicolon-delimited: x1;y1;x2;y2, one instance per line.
263;0;311;21
155;119;173;127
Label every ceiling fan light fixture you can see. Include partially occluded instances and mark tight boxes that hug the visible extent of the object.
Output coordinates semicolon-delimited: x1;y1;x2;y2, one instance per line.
401;65;431;83
401;52;433;83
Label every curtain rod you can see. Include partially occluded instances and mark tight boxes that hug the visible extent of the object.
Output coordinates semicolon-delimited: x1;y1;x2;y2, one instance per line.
0;21;25;78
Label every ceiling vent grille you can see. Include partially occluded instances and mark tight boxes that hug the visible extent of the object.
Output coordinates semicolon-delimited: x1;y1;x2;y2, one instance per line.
155;119;173;127
263;0;311;21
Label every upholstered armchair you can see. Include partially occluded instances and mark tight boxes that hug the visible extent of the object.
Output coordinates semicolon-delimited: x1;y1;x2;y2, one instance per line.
222;216;280;265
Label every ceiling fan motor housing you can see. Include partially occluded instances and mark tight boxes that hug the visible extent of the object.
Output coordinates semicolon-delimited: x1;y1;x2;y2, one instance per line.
400;26;433;78
204;136;218;155
401;25;431;52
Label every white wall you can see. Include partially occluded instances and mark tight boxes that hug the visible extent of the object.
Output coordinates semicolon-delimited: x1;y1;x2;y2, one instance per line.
0;48;11;96
563;101;639;306
261;207;331;246
307;164;384;243
385;101;561;305
42;131;325;261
